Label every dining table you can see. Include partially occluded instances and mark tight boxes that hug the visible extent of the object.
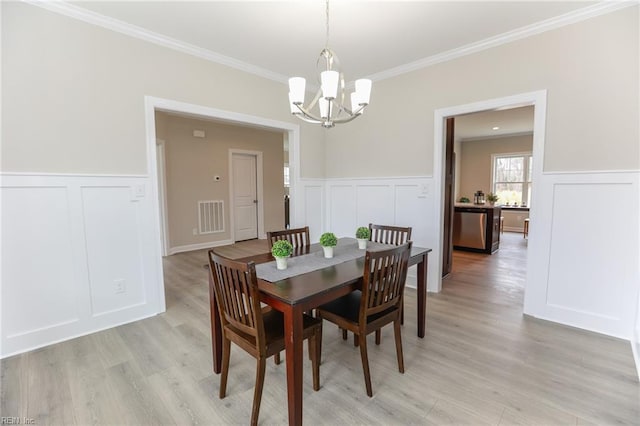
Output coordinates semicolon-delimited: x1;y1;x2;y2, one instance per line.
206;238;431;425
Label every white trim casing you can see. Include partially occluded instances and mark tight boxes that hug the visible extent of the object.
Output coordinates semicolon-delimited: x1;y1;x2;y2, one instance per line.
434;92;640;342
144;96;301;315
434;90;548;294
155;139;170;256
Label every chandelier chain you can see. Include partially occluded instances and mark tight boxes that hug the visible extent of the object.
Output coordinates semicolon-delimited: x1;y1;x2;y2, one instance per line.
325;0;330;49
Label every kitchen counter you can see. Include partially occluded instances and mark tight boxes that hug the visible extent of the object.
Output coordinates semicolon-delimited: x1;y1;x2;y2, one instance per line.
453;205;501;254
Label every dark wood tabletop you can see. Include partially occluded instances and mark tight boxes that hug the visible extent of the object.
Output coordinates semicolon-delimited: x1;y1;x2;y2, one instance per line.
208;240;431;425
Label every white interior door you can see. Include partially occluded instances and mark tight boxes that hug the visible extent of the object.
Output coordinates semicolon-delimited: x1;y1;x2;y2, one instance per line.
232;153;258;241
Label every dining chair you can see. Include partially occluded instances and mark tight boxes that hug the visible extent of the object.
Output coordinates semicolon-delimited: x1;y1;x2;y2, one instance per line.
208;251;322;426
267;226;311;254
267;225;314;364
350;223;413;344
316;242;412;397
369;223;412;245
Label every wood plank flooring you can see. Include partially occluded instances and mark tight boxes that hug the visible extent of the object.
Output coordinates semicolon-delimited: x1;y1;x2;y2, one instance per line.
2;233;638;425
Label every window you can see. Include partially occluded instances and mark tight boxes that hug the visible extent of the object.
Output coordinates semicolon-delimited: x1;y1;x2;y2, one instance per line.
492;153;533;206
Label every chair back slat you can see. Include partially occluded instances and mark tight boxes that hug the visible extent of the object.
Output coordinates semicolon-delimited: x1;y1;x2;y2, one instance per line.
267;226;311;251
361;242;412;320
369;224;412;246
209;251;264;339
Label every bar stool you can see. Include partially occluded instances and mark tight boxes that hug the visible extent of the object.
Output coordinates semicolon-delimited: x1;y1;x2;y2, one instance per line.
500;216;505;234
523;218;530;238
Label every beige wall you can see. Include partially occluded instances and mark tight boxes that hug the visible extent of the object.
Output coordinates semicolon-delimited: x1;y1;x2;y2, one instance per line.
325;7;639;177
157;113;285;248
2;4;637;180
458;134;533;202
1;2;326;177
502;210;529;232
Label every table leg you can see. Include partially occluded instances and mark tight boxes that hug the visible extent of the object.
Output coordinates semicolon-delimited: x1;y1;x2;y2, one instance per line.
208;267;222;374
284;305;304;426
417;253;428;338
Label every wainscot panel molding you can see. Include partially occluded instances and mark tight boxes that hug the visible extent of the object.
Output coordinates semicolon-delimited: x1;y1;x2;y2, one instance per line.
524;170;640;340
324;177;436;291
1;173;164;358
295;179;325;244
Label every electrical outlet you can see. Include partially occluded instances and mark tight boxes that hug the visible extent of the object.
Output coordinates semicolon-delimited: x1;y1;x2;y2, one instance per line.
192;227;198;235
114;279;125;294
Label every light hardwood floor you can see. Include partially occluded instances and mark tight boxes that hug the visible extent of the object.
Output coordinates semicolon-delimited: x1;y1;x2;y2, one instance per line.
2;233;638;425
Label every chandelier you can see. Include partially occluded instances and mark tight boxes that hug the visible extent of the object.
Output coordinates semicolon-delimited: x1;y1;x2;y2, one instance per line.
287;0;372;128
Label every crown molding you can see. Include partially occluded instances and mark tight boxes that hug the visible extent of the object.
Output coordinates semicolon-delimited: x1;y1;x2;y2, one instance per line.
24;0;638;86
365;1;638;82
23;0;289;85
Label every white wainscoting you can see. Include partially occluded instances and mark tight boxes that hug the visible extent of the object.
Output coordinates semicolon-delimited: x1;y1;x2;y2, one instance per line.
322;177;438;291
1;173;164;358
3;170;637;358
524;170;640;340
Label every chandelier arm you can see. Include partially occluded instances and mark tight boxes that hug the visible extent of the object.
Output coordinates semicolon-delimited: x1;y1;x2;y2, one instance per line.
338;103;367;117
329;113;365;125
293;104;324;123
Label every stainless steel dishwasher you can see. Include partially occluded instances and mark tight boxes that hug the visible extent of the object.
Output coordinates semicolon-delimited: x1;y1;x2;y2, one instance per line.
453;208;486;250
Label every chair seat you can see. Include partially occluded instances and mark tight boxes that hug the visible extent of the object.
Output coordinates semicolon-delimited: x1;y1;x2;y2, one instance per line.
226;308;321;356
318;291;398;325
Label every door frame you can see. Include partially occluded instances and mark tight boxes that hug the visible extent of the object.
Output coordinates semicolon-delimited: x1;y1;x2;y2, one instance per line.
229;149;264;241
155;138;170;256
433;90;547;302
144;96;300;313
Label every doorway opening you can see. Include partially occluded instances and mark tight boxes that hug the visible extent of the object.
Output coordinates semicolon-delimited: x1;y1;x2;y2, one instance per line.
144;96;301;313
433;90;547;315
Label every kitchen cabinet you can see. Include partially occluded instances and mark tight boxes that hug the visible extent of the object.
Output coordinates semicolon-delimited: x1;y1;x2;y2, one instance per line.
453;204;501;254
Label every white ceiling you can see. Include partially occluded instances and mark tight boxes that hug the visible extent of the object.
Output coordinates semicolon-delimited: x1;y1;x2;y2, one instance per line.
70;0;598;82
63;1;605;139
455;106;534;140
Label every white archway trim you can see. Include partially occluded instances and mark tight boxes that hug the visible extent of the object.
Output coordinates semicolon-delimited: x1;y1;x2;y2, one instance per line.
432;90;548;296
144;96;301;313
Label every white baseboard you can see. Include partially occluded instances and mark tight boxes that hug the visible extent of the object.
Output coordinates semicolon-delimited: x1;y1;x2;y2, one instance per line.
168;239;234;255
503;226;525;233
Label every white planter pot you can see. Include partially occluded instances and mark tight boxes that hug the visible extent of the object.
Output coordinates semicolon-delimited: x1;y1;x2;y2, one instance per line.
322;246;334;259
357;238;367;249
275;256;288;270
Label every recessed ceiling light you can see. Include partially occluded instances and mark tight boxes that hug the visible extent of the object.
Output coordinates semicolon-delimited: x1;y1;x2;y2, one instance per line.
492;126;500;130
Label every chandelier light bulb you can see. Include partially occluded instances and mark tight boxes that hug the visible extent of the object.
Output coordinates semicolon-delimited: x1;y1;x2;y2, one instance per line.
321;70;339;100
288;77;306;104
319;98;330;119
355;79;372;105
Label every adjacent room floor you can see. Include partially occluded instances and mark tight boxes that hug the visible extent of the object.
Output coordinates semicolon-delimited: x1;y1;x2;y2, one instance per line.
2;234;638;424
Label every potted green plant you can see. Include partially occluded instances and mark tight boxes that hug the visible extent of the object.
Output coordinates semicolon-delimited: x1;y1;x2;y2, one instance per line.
355;226;370;249
486;193;499;206
271;240;293;270
319;232;338;258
